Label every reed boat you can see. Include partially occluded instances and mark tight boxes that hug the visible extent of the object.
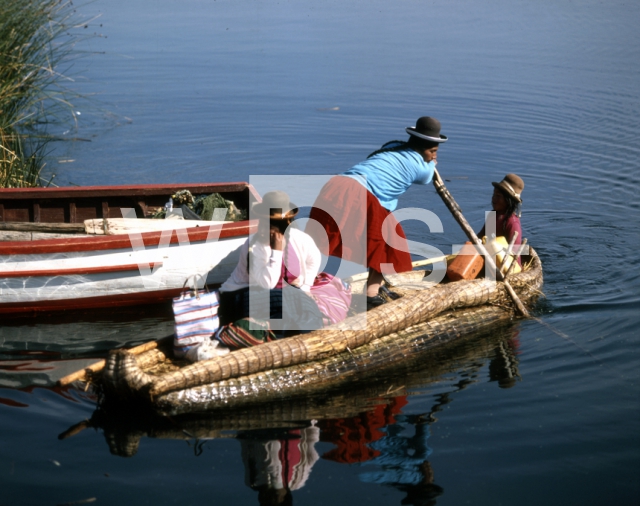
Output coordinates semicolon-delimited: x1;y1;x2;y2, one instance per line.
59;320;522;457
65;247;543;416
0;182;258;315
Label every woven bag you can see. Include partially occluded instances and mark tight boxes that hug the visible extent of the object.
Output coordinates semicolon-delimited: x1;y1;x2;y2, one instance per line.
214;317;276;350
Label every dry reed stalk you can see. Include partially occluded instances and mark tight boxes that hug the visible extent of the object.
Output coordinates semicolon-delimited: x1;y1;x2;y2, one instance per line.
58;336;172;386
154;305;515;415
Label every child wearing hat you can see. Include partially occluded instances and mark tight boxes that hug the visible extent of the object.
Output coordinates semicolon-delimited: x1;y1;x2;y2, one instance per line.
306;116;447;310
478;173;525;265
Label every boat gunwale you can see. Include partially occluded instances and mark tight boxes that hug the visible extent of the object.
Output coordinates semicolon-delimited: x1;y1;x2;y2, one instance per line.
0;220;256;254
0;181;261;254
0;181;256;199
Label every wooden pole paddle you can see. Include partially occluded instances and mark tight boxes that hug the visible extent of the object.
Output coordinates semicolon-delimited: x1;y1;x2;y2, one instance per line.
346;254;452;284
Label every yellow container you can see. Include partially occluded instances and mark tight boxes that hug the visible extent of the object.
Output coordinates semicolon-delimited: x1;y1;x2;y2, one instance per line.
482;235;521;275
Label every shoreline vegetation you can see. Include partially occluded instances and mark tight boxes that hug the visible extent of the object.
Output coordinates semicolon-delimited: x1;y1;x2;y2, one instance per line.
1;0;96;188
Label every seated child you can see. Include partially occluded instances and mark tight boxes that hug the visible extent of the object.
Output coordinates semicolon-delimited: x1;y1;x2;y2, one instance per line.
479;173;525;265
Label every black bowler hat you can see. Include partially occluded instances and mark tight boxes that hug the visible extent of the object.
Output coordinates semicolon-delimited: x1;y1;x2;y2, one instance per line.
406;116;447;143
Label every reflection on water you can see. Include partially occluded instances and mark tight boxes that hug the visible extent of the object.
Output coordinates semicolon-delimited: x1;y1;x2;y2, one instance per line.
0;306;174;358
0;306;174;389
54;326;522;504
239;424;320;505
0;354;105;390
338;407;442;506
236;401;446;506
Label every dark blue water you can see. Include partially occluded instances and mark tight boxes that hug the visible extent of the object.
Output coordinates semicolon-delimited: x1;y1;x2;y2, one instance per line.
2;0;639;504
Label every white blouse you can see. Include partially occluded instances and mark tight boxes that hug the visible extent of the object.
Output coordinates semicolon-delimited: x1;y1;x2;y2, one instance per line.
219;227;321;293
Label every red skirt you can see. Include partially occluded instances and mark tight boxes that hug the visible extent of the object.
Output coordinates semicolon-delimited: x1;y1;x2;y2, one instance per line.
306;176;413;274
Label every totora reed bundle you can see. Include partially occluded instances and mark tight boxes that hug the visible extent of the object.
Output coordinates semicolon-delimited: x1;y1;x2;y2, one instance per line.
97;248;542;412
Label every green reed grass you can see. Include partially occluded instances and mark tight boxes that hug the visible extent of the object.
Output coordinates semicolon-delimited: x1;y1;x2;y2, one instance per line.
1;0;92;187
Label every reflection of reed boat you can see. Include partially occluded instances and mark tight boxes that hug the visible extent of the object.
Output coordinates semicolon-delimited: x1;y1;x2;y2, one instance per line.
60;322;522;457
0;182;258;315
66;247;542;416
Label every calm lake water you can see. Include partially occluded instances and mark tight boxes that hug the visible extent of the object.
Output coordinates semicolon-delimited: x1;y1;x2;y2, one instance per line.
2;0;639;505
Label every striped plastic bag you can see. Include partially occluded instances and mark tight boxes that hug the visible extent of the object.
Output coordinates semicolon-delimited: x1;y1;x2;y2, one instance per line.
172;277;220;358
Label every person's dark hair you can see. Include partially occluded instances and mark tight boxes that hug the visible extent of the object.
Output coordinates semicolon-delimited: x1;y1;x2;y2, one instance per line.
366;140;408;158
407;135;439;152
269;218;290;234
367;137;438;159
257;486;293;506
498;187;522;218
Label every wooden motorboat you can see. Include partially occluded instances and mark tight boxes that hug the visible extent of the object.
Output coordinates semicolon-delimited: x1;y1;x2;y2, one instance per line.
0;182;259;315
65;247;543;416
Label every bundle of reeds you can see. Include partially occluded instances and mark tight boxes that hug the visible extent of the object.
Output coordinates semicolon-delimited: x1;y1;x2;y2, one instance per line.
94;248;543;414
61;322;520;456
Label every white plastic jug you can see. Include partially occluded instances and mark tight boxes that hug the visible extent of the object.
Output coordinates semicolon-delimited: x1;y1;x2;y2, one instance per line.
482;235;521;275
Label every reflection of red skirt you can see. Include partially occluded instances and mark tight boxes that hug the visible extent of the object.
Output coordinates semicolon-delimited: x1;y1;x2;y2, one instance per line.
318;395;408;464
306;176;412;274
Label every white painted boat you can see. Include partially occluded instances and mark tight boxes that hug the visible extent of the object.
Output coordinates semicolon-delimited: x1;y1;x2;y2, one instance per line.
0;182;258;315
